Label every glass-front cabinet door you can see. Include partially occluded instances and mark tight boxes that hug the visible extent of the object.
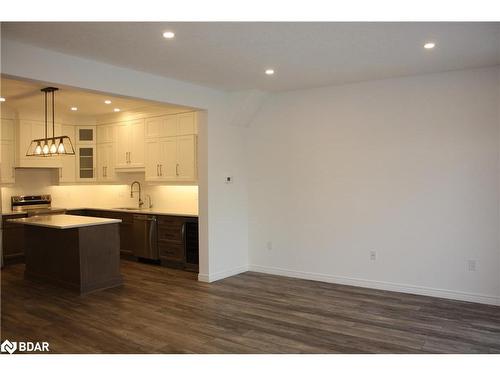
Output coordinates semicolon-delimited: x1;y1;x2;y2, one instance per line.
77;145;96;181
76;126;96;144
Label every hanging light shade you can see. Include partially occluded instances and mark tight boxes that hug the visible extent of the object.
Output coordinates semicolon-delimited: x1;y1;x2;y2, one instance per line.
26;87;75;157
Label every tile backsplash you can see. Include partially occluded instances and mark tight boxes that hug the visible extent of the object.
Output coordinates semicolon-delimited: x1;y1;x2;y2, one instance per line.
1;169;198;214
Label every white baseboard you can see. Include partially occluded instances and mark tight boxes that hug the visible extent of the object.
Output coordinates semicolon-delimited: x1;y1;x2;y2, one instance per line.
198;264;248;283
248;264;500;306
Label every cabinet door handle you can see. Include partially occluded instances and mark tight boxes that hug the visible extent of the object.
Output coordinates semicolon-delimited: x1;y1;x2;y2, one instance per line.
12;167;16;178
156;164;159;176
105;166;107;177
176;163;179;176
160;164;163;176
129;152;131;163
102;166;105;177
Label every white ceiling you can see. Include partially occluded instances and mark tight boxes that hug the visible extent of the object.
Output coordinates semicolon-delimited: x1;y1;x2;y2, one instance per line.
0;77;190;118
2;22;500;92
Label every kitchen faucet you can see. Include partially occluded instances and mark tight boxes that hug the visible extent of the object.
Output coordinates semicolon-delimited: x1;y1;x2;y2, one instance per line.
130;181;144;208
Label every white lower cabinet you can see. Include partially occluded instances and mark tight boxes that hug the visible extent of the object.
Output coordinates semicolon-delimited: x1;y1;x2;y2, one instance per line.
145;135;197;182
97;143;116;182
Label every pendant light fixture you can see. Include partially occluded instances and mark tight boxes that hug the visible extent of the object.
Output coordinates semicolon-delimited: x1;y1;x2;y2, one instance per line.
26;87;75;157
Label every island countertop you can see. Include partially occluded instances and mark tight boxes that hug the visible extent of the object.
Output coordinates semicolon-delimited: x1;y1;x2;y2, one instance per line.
8;214;122;229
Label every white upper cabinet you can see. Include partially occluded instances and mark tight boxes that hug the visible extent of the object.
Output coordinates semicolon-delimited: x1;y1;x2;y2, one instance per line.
145;139;161;181
144;117;163;139
96;124;116;182
97;124;115;143
145;135;197;182
97;143;116;181
176;135;197;181
0;118;15;141
58;124;76;183
1;119;16;184
0;141;15;184
76;126;96;144
76;145;96;182
74;125;97;182
115;119;145;169
144;112;198;182
144;112;197;139
161;138;178;180
177;112;197;136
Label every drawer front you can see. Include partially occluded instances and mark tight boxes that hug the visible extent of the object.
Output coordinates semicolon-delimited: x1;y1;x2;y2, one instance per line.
158;217;185;242
159;241;185;262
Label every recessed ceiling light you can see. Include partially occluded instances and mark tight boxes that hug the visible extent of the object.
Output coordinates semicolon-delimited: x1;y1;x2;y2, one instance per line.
424;42;436;49
0;97;5;102
70;107;78;111
113;108;121;112
162;31;175;39
104;100;112;104
265;69;275;75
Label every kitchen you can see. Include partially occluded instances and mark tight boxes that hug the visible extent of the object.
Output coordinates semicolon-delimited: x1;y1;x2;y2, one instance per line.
0;76;200;286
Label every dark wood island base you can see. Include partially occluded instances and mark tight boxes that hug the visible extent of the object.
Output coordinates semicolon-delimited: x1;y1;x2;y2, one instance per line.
23;222;123;294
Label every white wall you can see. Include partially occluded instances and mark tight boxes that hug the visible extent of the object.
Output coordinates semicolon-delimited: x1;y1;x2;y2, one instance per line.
1;38;249;282
247;67;500;305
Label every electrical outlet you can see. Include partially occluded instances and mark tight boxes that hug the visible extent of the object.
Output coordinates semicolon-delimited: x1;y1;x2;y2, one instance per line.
467;260;476;272
266;241;273;251
370;251;377;261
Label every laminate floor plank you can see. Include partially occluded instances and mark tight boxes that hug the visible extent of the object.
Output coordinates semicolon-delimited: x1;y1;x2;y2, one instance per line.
2;260;499;353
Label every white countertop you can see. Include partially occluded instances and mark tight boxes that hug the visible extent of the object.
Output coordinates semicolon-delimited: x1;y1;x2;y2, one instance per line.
8;214;122;229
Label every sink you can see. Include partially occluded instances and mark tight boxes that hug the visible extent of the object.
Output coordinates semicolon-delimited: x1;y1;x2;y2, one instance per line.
113;207;142;211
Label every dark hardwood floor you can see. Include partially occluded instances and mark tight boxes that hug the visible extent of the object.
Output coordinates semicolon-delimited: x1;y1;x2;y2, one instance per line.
1;260;500;353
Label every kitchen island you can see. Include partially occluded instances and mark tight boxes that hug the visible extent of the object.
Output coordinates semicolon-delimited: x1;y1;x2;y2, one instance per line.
8;214;123;294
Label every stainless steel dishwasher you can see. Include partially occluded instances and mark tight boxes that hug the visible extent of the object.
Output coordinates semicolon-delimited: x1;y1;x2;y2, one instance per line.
133;214;158;260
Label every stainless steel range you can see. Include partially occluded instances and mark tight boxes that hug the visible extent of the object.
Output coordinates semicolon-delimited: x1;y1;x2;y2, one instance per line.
11;195;66;216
